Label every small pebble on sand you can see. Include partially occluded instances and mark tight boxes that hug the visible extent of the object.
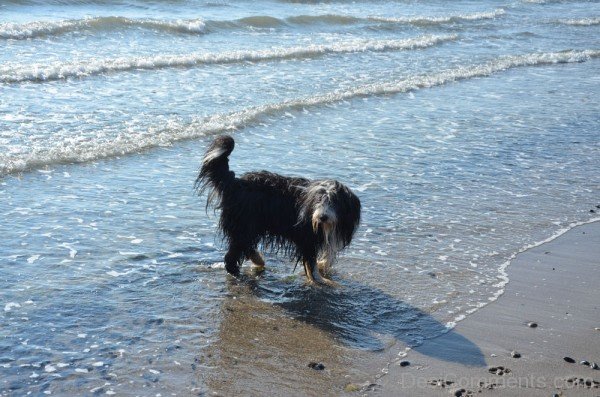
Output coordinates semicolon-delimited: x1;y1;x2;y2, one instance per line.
511;351;521;359
399;361;410;367
308;362;325;370
563;357;576;364
527;322;538;328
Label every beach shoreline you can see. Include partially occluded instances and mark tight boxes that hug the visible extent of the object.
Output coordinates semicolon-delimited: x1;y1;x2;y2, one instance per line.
375;220;600;396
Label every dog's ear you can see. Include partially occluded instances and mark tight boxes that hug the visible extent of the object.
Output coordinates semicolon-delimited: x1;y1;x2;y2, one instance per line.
338;187;361;246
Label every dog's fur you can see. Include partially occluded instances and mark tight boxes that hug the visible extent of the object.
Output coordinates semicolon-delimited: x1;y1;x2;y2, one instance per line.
195;135;361;285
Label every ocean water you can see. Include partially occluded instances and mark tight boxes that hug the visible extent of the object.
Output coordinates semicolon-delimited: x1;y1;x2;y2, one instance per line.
1;0;599;395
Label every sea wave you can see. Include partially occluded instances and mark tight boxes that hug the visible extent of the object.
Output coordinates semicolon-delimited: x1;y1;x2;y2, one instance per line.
1;49;598;176
288;9;505;27
1;9;505;40
368;8;506;25
556;17;600;26
0;16;207;40
0;35;457;84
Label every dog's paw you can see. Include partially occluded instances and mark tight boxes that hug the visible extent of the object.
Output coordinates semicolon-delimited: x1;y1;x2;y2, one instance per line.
250;265;266;276
310;275;339;288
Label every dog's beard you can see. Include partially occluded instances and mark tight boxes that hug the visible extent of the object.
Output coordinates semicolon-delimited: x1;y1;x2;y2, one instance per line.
311;207;342;271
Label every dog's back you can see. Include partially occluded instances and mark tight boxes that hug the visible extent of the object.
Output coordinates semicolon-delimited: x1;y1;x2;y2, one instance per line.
240;171;310;196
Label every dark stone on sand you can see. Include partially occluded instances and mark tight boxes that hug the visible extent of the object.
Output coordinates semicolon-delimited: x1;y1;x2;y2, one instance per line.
308;362;325;370
488;366;511;376
591;362;599;370
399;361;410;367
527;322;538;328
454;389;465;397
591;209;596;213
580;360;590;366
511;351;521;358
567;377;600;388
563;356;576;363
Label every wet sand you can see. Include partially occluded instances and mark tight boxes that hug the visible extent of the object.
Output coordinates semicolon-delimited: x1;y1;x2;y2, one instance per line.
378;220;600;396
199;221;599;396
200;277;384;396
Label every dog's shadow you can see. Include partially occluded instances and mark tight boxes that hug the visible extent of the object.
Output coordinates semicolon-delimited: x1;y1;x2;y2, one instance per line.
238;269;486;367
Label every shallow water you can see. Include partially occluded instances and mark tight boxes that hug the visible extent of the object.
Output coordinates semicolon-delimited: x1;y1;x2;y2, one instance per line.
1;0;599;395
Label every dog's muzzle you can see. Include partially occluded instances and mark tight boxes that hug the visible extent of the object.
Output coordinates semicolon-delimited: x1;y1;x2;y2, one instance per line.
311;211;336;235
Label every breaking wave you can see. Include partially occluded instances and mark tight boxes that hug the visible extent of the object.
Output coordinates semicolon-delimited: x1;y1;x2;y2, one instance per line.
555;17;600;26
1;9;506;40
1;49;597;176
0;35;457;83
368;9;506;25
0;16;207;40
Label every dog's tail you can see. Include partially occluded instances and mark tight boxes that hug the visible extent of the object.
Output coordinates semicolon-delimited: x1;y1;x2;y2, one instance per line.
195;135;236;208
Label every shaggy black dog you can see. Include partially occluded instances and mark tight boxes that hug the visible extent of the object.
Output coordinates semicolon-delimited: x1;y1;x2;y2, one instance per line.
196;135;361;285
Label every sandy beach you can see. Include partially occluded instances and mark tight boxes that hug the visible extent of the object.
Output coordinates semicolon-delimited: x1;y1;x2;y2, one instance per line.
377;220;600;396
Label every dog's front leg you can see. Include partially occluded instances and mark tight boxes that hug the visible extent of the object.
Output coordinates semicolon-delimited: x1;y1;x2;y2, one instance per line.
303;259;337;287
303;260;316;284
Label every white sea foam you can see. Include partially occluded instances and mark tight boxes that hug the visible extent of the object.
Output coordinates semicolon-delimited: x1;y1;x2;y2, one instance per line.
4;302;21;312
106;269;135;277
0;49;597;176
282;9;505;26
0;35;455;84
58;242;77;258
369;9;505;25
0;17;206;40
557;17;600;26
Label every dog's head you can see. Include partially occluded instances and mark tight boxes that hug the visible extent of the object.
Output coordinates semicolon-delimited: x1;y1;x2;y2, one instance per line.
299;180;361;247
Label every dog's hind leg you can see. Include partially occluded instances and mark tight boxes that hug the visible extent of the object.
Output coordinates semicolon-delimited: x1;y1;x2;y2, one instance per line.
224;244;244;277
246;248;265;272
